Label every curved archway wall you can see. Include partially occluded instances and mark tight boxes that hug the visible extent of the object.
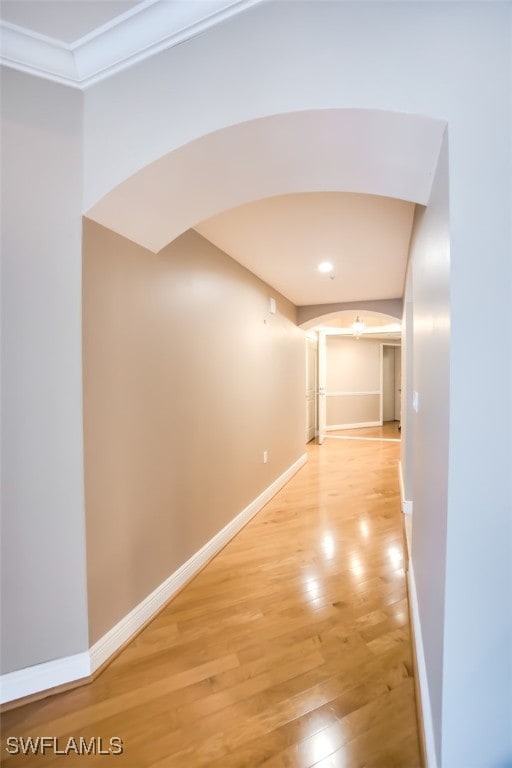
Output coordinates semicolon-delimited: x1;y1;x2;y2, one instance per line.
2;4;510;766
298;300;403;329
86;109;444;252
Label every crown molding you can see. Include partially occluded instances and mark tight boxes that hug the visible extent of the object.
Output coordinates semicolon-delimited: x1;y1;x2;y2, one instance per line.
0;23;80;87
0;0;265;90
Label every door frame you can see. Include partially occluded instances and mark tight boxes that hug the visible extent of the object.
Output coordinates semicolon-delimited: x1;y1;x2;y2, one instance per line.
305;334;318;443
317;331;326;444
380;342;401;424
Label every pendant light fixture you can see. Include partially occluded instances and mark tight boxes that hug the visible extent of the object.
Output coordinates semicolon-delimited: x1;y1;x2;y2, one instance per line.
352;316;364;337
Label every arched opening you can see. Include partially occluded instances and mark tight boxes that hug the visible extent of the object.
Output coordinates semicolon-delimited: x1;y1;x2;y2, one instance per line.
85;108;445;252
83;108;446;532
302;309;402;444
82;111;450;741
300;307;402;331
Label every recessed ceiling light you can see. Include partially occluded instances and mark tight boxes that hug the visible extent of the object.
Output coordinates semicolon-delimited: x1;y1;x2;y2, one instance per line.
318;261;333;273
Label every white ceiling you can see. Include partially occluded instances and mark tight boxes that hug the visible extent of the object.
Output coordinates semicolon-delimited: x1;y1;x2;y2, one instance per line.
195;193;415;306
0;1;141;43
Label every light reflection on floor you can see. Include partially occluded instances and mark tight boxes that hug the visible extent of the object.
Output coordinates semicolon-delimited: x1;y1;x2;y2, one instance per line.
302;573;322;601
387;545;403;569
349;553;365;578
321;532;336;560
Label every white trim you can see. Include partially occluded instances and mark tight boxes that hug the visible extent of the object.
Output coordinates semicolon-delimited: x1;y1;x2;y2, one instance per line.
0;24;80;87
326;420;381;431
89;451;306;671
399;460;413;514
380;343;384;424
326;434;400;443
0;0;265;89
1;453;307;703
326;391;380;397
403;511;412;557
0;652;90;704
408;561;439;768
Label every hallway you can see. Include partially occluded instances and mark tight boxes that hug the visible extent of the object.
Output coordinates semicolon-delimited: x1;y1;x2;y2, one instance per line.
2;437;421;767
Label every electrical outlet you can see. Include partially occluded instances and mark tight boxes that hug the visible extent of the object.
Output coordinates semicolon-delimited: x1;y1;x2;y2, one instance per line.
263;451;268;464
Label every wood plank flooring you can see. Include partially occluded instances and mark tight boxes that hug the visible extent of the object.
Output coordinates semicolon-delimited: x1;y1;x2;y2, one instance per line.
327;422;401;441
1;434;421;767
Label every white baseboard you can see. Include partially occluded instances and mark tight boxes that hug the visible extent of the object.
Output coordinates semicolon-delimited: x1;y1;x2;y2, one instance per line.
326;420;381;431
408;561;438;768
1;454;307;703
91;451;307;672
398;460;413;514
0;651;90;705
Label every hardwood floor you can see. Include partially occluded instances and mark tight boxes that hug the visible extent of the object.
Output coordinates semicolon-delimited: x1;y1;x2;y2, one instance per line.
327;422;401;441
1;437;421;767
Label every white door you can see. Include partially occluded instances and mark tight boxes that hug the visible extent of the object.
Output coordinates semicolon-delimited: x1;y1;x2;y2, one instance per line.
305;336;317;442
317;332;326;444
382;345;402;422
394;347;402;422
382;346;395;421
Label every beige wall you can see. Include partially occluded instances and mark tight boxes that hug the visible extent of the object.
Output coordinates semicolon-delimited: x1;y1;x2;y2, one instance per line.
326;337;381;392
326;394;380;426
83;222;305;644
325;337;381;428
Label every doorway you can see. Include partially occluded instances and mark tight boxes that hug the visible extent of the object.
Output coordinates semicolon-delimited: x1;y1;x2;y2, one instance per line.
382;344;401;424
305;335;317;442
